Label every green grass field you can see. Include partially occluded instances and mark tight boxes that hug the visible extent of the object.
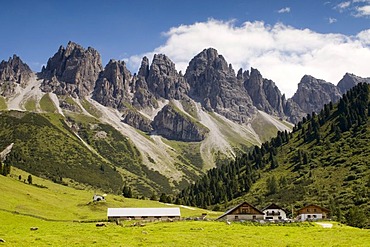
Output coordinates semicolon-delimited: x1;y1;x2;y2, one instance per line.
39;94;57;113
24;97;37;111
1;213;369;247
0;169;369;246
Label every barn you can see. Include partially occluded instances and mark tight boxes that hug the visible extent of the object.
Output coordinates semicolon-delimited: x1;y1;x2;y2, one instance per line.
107;208;181;221
296;204;330;221
217;201;264;221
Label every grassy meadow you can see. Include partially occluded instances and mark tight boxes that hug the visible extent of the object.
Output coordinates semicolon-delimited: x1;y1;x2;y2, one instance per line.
1;212;369;247
0;168;369;246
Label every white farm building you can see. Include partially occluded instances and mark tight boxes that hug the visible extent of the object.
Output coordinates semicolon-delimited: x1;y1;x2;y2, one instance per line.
107;208;181;221
262;203;288;221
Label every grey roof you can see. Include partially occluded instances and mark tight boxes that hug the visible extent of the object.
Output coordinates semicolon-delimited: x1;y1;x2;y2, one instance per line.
262;203;288;213
107;208;181;217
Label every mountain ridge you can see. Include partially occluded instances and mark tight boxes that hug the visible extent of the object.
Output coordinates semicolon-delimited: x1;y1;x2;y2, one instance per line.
1;41;369;196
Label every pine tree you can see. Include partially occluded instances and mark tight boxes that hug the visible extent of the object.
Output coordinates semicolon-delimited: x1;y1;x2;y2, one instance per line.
27;175;33;184
266;176;278;195
346;207;367;228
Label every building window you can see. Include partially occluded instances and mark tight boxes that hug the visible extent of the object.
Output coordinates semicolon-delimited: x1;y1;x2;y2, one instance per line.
253;215;256;220
235;216;239;220
307;215;311;218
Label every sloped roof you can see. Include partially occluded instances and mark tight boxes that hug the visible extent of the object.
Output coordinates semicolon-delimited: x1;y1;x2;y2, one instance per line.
217;201;264;220
298;204;330;213
107;208;181;217
262;203;288;213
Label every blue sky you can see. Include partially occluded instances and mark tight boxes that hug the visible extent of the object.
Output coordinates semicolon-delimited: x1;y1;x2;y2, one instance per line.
1;0;369;96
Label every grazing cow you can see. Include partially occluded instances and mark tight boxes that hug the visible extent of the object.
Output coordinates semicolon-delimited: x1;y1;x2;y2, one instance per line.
96;223;106;227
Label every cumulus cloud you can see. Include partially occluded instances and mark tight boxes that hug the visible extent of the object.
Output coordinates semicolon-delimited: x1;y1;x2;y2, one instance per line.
357;29;370;44
328;17;338;23
125;19;370;98
277;7;291;14
354;5;370;16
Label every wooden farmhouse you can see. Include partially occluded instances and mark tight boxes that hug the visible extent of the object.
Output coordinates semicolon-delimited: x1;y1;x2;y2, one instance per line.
217;202;264;221
107;208;181;221
296;204;330;221
262;203;288;221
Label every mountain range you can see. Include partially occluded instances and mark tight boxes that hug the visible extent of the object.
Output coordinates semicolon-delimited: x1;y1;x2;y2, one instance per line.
0;41;369;196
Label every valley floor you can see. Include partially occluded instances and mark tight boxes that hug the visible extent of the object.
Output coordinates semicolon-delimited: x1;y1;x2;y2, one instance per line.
0;212;369;247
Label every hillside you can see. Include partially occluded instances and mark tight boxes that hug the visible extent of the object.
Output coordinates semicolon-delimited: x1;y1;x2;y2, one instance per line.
0;169;369;246
177;83;370;228
0;167;219;221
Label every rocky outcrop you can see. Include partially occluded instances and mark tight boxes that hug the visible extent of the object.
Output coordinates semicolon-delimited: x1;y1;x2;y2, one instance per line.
243;68;285;117
0;55;33;96
185;48;256;123
122;109;153;132
132;57;158;109
284;99;306;123
146;54;189;99
39;41;103;98
290;75;341;115
152;104;208;142
337;73;370;94
93;60;132;109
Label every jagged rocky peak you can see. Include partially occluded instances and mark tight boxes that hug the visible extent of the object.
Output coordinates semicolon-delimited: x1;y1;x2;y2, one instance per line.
337;73;370;94
0;55;32;84
185;48;256;123
152;104;208;142
244;68;285;117
138;56;150;78
0;55;33;96
131;57;157;109
290;75;341;114
40;41;103;98
93;59;132;109
146;54;189;100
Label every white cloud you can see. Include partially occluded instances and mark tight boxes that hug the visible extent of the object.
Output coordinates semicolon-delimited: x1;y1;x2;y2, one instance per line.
353;0;370;3
328;17;338;23
354;5;370;16
335;1;351;11
125;20;370;98
357;29;370;44
277;7;291;14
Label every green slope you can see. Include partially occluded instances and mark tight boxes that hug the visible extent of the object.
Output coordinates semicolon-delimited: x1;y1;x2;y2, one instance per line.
0;111;123;193
178;83;370;228
0;167;220;221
